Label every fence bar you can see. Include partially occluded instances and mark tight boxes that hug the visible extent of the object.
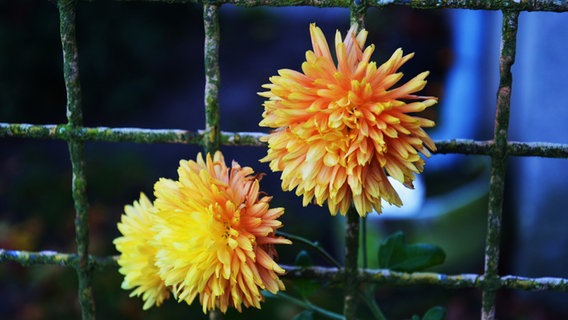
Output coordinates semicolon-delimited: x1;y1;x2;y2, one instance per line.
0;249;118;269
113;0;568;12
371;0;568;11
58;0;95;319
481;9;519;320
350;0;366;26
203;3;221;154
4;249;568;292
344;209;360;319
203;3;222;319
436;139;568;158
286;267;568;292
339;6;369;319
5;123;568;157
68;141;94;319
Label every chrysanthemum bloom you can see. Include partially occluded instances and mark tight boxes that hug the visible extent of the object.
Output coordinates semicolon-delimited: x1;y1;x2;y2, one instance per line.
152;151;290;313
114;193;170;310
259;23;437;217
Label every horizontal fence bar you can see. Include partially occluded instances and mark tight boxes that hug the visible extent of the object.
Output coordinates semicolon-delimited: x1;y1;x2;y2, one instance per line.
3;123;568;158
3;249;568;292
0;123;199;144
113;0;568;12
287;266;568;292
0;249;117;269
0;123;263;146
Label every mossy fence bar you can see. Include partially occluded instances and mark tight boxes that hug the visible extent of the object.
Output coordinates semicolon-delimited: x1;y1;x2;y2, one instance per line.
2;0;568;319
4;124;568;157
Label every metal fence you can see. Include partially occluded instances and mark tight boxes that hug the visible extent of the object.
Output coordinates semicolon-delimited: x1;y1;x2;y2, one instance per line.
2;0;568;319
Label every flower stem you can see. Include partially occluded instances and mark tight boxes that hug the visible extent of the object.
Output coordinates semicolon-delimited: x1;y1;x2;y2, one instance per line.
344;207;360;319
359;216;388;319
359;289;387;320
265;291;345;320
360;216;368;269
276;231;341;268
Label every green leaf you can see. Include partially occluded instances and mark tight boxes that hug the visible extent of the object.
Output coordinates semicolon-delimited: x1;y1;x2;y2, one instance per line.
411;315;421;320
422;306;446;320
378;231;446;272
292;310;314;320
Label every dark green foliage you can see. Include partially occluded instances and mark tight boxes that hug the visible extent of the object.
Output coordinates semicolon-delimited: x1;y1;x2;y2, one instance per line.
378;231;445;272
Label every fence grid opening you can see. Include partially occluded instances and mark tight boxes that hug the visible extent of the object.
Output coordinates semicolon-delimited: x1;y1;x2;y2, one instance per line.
2;0;568;319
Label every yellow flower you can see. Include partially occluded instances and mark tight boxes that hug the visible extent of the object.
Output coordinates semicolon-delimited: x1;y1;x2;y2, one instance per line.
114;193;170;310
259;23;437;217
152;151;290;313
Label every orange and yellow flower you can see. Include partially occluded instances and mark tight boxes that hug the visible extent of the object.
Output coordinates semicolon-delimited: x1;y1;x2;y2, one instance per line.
114;193;170;310
259;23;437;217
152;151;290;313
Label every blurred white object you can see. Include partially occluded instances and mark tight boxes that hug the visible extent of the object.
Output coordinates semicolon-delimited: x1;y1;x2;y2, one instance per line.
376;175;426;219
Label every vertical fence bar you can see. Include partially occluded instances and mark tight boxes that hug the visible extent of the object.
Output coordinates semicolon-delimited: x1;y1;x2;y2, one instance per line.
481;9;519;320
203;3;221;154
350;0;366;28
203;3;222;319
58;0;94;319
343;3;367;319
344;208;360;320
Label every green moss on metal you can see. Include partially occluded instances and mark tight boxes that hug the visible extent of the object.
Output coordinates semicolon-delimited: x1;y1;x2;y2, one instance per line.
283;266;568;292
5;123;568;159
219;131;265;146
350;0;367;27
59;0;83;127
369;0;568;12
58;0;96;318
203;3;221;154
0;249;76;267
482;9;519;320
112;0;568;11
344;10;366;317
85;127;197;144
501;276;568;291
0;249;117;269
508;141;568;158
68;140;95;320
343;208;360;320
434;139;493;155
227;0;350;8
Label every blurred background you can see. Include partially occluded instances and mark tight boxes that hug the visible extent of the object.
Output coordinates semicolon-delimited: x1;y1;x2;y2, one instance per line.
1;1;568;319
